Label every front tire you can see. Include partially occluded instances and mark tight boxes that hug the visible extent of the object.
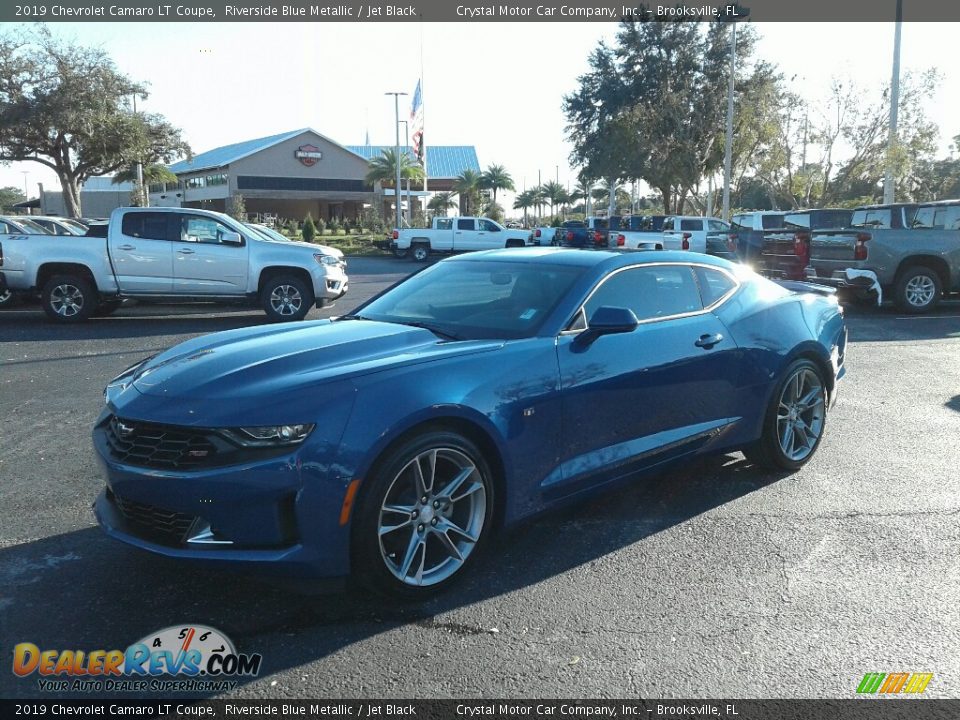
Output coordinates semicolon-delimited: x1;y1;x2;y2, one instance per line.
41;274;96;323
353;430;495;598
745;359;827;471
895;266;941;313
260;274;313;322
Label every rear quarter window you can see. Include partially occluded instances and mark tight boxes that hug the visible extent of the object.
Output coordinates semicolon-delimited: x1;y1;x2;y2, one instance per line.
121;212;174;241
761;214;785;230
695;267;737;307
680;219;701;232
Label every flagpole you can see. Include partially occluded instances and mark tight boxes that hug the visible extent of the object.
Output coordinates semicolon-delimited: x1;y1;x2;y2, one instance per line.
420;21;427;197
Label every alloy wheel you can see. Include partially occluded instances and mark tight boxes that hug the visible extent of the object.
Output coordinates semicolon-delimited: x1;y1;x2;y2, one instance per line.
776;368;825;462
378;447;487;587
269;285;303;316
50;284;85;317
905;275;936;308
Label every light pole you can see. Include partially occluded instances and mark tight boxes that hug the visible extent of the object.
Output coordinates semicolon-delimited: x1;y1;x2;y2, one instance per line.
21;171;29;199
131;94;147;207
883;0;903;204
385;92;408;230
721;5;749;222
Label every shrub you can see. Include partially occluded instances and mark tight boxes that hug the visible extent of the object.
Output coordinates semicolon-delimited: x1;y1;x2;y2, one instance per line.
315;217;327;235
302;213;317;243
329;217;341;235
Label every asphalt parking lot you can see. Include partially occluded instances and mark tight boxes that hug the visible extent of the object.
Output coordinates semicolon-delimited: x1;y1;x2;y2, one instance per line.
1;256;959;699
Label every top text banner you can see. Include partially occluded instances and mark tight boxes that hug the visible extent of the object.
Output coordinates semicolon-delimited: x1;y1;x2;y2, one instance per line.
3;0;959;23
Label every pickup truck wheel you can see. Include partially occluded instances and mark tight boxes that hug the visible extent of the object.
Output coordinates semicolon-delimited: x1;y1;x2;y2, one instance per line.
0;289;18;309
41;274;96;323
895;266;941;313
411;244;430;262
261;275;313;322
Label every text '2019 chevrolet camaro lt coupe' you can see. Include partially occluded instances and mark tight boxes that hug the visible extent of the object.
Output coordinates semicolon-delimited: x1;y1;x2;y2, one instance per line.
94;249;847;597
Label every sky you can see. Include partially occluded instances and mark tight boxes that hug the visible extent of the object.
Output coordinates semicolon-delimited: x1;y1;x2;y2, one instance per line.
1;20;958;215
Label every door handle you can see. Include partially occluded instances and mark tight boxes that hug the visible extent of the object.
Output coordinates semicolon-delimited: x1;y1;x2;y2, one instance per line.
695;333;723;349
118;244;135;250
178;249;195;254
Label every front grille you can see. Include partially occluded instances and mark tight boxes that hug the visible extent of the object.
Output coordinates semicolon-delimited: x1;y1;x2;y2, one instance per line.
105;416;218;470
112;491;197;545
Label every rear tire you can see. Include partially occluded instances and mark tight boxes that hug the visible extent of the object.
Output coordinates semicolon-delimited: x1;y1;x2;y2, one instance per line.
895;265;941;313
41;274;96;323
260;274;313;322
744;359;827;472
0;289;18;309
411;243;430;262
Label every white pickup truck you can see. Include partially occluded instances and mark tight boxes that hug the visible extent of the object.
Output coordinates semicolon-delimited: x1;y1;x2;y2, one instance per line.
391;216;532;261
0;206;348;323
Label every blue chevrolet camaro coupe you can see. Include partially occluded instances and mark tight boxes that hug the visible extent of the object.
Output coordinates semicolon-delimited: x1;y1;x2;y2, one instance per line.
94;249;847;596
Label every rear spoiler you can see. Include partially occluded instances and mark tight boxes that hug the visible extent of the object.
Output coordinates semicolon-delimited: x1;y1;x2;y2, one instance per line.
773;279;837;297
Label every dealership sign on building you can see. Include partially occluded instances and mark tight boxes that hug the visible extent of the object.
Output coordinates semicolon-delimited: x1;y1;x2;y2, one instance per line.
295;145;323;166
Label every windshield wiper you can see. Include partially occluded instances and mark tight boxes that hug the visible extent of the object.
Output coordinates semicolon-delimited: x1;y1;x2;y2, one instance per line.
395;320;464;341
334;313;368;321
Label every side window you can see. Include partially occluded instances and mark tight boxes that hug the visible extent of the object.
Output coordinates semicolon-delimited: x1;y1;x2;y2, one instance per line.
435;218;452;231
680;219;701;232
707;219;728;232
179;215;238;245
761;214;785;230
694;267;737;307
583;265;702;324
853;209;891;229
911;206;935;229
478;219;501;232
662;217;674;231
944;206;960;230
121;212;175;241
0;221;10;233
731;214;750;232
457;219;475;231
933;207;947;230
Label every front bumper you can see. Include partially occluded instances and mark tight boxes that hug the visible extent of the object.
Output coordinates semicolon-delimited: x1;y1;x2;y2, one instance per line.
313;265;349;301
91;419;353;579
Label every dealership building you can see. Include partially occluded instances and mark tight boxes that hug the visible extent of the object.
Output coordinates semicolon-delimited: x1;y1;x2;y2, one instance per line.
146;127;480;221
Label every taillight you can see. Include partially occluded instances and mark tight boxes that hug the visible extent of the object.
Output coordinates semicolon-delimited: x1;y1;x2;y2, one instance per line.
854;232;870;261
727;233;738;253
391;229;399;240
535;228;542;238
617;234;625;247
681;232;691;251
566;231;574;242
594;230;603;245
794;231;811;264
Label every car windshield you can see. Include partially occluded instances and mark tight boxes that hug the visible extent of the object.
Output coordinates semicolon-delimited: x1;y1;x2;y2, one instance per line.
12;218;51;234
354;260;586;340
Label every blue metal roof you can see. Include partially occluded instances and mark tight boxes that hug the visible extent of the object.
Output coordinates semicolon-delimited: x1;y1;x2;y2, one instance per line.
167;128;481;181
168;129;311;174
346;145;480;180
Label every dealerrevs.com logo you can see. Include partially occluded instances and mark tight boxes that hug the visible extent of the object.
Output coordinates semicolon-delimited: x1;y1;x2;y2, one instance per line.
13;624;262;693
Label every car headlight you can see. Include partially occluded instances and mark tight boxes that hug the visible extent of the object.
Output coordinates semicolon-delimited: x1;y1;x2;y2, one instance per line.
104;355;155;400
314;253;341;267
221;424;315;447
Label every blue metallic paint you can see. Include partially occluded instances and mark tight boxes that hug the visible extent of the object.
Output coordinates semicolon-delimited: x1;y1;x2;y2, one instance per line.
93;249;847;580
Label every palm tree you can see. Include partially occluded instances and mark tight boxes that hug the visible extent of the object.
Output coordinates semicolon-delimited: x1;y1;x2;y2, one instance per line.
427;191;457;217
480;164;515;205
542;181;566;220
531;185;547;222
366;149;426;220
512;190;535;227
113;163;179;206
453;169;482;215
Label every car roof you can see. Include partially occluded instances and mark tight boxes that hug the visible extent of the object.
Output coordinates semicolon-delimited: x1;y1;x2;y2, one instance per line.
449;247;734;270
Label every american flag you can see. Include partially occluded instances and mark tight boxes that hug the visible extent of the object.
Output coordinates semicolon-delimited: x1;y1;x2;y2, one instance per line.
410;79;424;163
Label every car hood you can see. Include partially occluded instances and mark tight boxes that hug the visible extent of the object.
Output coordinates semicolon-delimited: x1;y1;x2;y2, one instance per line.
131;319;501;400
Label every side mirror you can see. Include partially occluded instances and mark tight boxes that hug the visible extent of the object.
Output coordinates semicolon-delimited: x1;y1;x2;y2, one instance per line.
577;306;639;346
221;231;243;245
